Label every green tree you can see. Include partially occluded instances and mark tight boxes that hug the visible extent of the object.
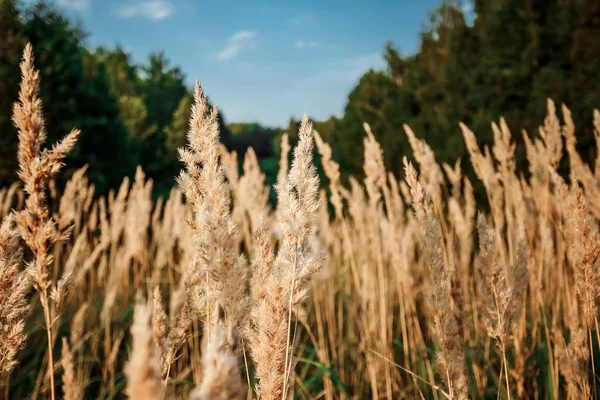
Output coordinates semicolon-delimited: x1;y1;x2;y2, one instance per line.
22;2;131;192
142;53;187;131
314;116;338;146
0;0;26;185
118;95;157;143
286;117;299;143
137;53;187;191
338;70;419;177
94;47;156;168
164;94;192;155
569;0;600;161
334;0;600;187
94;46;139;97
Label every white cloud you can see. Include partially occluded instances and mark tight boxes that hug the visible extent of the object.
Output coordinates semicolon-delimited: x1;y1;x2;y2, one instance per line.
117;0;174;21
295;53;386;86
231;30;258;41
216;30;258;61
216;44;243;61
294;39;320;49
56;0;90;11
289;13;317;25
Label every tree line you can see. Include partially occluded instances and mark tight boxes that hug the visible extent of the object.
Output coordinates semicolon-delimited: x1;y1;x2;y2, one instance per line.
333;0;600;184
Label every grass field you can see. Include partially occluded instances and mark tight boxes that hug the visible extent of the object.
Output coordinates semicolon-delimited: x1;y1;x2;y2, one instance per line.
1;43;599;400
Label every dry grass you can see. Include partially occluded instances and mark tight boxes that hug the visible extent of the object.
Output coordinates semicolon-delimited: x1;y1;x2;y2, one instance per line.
0;215;28;375
1;43;600;400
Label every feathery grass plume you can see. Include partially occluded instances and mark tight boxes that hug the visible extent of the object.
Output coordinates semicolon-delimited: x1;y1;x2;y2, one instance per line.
361;122;398;397
75;234;106;286
476;213;512;396
552;169;597;334
57;165;91;233
386;170;414;283
404;157;469;399
562;105;600;219
477;213;529;331
63;226;89;273
490;118;523;265
109;176;130;251
404;169;458;400
443;162;476;274
150;286;192;381
151;188;189;274
554;301;591;398
521;129;553;248
69;302;88;351
219;144;239;187
165;299;192;375
273;133;292;241
12;43;80;400
1;182;22;218
507;224;530;397
345;176;368;239
404;124;444;208
189;320;244;400
248;115;323;400
100;175;130;302
218;145;244;247
247;225;279;397
522;102;565;222
490;118;517;181
520;126;558;317
61;338;83;400
460;122;506;236
51;269;73;307
316;189;334;250
313;131;349;267
538;99;563;170
177;83;249;330
12;43;80;291
124;167;153;268
509;228;528;325
442;160;462;200
276;133;291;188
363;123;389;209
558;184;599;330
164;298;191;368
0;215;29;374
177;83;247;395
238;147;271;233
152;287;169;373
314;131;343;219
387;172;405;222
151;196;164;237
125;301;164;400
278;115;323;304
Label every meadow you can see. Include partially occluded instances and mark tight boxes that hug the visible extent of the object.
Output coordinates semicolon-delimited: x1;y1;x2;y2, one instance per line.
1;42;599;400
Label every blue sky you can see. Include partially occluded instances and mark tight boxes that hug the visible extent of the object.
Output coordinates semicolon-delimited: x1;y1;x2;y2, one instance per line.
44;0;443;126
